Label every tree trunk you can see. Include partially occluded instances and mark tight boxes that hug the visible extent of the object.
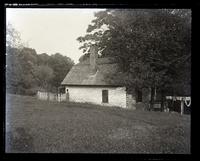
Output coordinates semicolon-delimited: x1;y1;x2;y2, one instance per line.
181;99;184;115
160;89;165;112
150;87;155;111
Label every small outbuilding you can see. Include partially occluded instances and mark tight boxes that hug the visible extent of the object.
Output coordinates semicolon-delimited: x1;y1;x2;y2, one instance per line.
61;45;136;108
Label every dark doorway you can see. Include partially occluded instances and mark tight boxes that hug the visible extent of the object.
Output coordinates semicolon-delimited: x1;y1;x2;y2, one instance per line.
136;90;142;102
102;90;108;103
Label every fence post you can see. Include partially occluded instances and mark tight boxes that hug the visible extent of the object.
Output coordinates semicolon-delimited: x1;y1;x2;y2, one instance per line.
47;92;49;101
181;98;184;115
37;91;39;99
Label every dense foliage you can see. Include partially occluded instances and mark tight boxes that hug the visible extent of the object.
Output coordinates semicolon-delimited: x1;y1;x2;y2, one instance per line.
6;47;74;95
6;24;74;95
77;9;191;108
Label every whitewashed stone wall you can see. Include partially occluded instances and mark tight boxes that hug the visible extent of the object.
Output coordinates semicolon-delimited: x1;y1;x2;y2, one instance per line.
65;86;127;108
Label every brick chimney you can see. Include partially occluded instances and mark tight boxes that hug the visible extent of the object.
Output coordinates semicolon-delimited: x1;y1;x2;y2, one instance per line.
90;45;98;72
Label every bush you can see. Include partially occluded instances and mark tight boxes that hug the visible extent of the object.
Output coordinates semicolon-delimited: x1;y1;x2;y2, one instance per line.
24;88;38;96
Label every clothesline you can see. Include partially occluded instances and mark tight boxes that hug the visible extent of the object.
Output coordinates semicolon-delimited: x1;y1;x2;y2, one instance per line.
166;96;191;107
166;96;191;101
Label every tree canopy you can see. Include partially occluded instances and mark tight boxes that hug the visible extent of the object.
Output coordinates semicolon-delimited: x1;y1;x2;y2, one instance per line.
6;23;23;49
6;47;74;95
6;24;74;95
77;9;191;97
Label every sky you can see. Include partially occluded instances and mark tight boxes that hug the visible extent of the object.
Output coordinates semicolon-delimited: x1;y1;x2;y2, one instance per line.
6;8;105;63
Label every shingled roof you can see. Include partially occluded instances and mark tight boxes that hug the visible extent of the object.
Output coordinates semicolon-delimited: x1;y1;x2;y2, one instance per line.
61;57;120;86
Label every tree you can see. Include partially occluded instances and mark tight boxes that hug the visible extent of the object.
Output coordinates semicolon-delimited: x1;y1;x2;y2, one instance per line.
34;65;54;91
6;47;39;95
37;53;50;65
48;53;74;89
6;45;74;95
77;9;191;110
6;23;23;49
6;48;23;94
6;24;74;95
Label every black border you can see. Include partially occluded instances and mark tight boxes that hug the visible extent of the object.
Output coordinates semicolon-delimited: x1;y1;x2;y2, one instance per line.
1;1;196;161
61;84;124;87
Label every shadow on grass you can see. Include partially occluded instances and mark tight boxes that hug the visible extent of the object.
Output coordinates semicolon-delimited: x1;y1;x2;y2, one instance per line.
6;127;35;153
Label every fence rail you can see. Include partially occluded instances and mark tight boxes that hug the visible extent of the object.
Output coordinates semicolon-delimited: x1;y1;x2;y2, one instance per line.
37;91;67;102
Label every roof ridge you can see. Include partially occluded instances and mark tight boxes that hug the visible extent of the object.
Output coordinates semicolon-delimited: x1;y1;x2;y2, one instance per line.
61;58;119;86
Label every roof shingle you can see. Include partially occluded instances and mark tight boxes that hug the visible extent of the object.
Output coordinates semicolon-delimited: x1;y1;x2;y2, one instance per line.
61;57;120;86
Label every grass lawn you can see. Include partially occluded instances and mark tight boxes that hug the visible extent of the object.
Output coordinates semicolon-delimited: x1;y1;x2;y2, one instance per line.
5;94;190;153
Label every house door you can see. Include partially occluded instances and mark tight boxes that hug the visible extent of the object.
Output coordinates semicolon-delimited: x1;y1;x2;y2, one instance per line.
136;90;142;102
102;90;108;103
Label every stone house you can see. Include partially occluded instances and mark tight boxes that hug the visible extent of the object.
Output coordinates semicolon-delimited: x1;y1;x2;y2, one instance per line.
61;45;144;109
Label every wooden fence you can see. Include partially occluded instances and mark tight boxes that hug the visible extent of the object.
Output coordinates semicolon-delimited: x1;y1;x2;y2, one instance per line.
37;91;67;102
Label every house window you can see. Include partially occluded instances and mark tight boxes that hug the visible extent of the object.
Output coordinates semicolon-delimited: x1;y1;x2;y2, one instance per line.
102;90;108;103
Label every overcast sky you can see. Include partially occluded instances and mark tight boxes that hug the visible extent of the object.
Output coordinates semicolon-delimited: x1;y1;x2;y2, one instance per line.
6;8;105;63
